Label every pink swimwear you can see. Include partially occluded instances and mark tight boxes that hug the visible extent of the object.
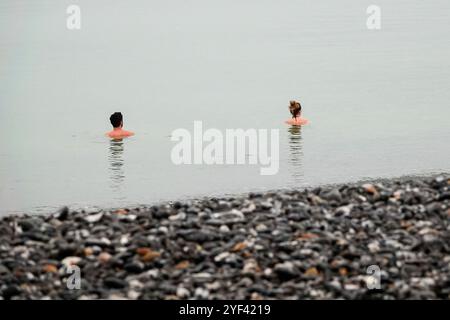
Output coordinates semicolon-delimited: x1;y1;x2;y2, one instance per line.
285;117;309;125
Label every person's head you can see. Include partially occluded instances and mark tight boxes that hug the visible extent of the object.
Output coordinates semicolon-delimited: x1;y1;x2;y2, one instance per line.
110;112;123;128
289;100;301;118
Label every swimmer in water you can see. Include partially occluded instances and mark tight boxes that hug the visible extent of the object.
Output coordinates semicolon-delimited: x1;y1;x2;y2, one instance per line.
285;100;308;125
106;112;135;139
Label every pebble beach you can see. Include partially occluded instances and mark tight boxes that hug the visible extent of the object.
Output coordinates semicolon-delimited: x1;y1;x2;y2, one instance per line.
0;175;449;300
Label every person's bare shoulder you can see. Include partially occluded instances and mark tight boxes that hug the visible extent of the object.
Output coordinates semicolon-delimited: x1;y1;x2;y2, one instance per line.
285;118;308;125
105;131;134;138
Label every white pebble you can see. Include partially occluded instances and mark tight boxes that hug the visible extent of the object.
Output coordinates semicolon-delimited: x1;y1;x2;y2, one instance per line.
177;287;190;298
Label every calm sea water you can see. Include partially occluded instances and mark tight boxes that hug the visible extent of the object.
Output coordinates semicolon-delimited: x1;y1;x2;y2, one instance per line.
1;0;449;215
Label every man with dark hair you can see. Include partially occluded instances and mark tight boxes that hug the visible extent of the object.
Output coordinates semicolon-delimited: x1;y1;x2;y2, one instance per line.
106;112;134;138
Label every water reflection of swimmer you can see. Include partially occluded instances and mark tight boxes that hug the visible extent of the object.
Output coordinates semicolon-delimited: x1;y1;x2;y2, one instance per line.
287;125;303;181
108;138;125;193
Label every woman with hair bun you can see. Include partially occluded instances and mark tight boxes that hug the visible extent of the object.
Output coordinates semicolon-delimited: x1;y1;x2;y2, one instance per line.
285;100;308;125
